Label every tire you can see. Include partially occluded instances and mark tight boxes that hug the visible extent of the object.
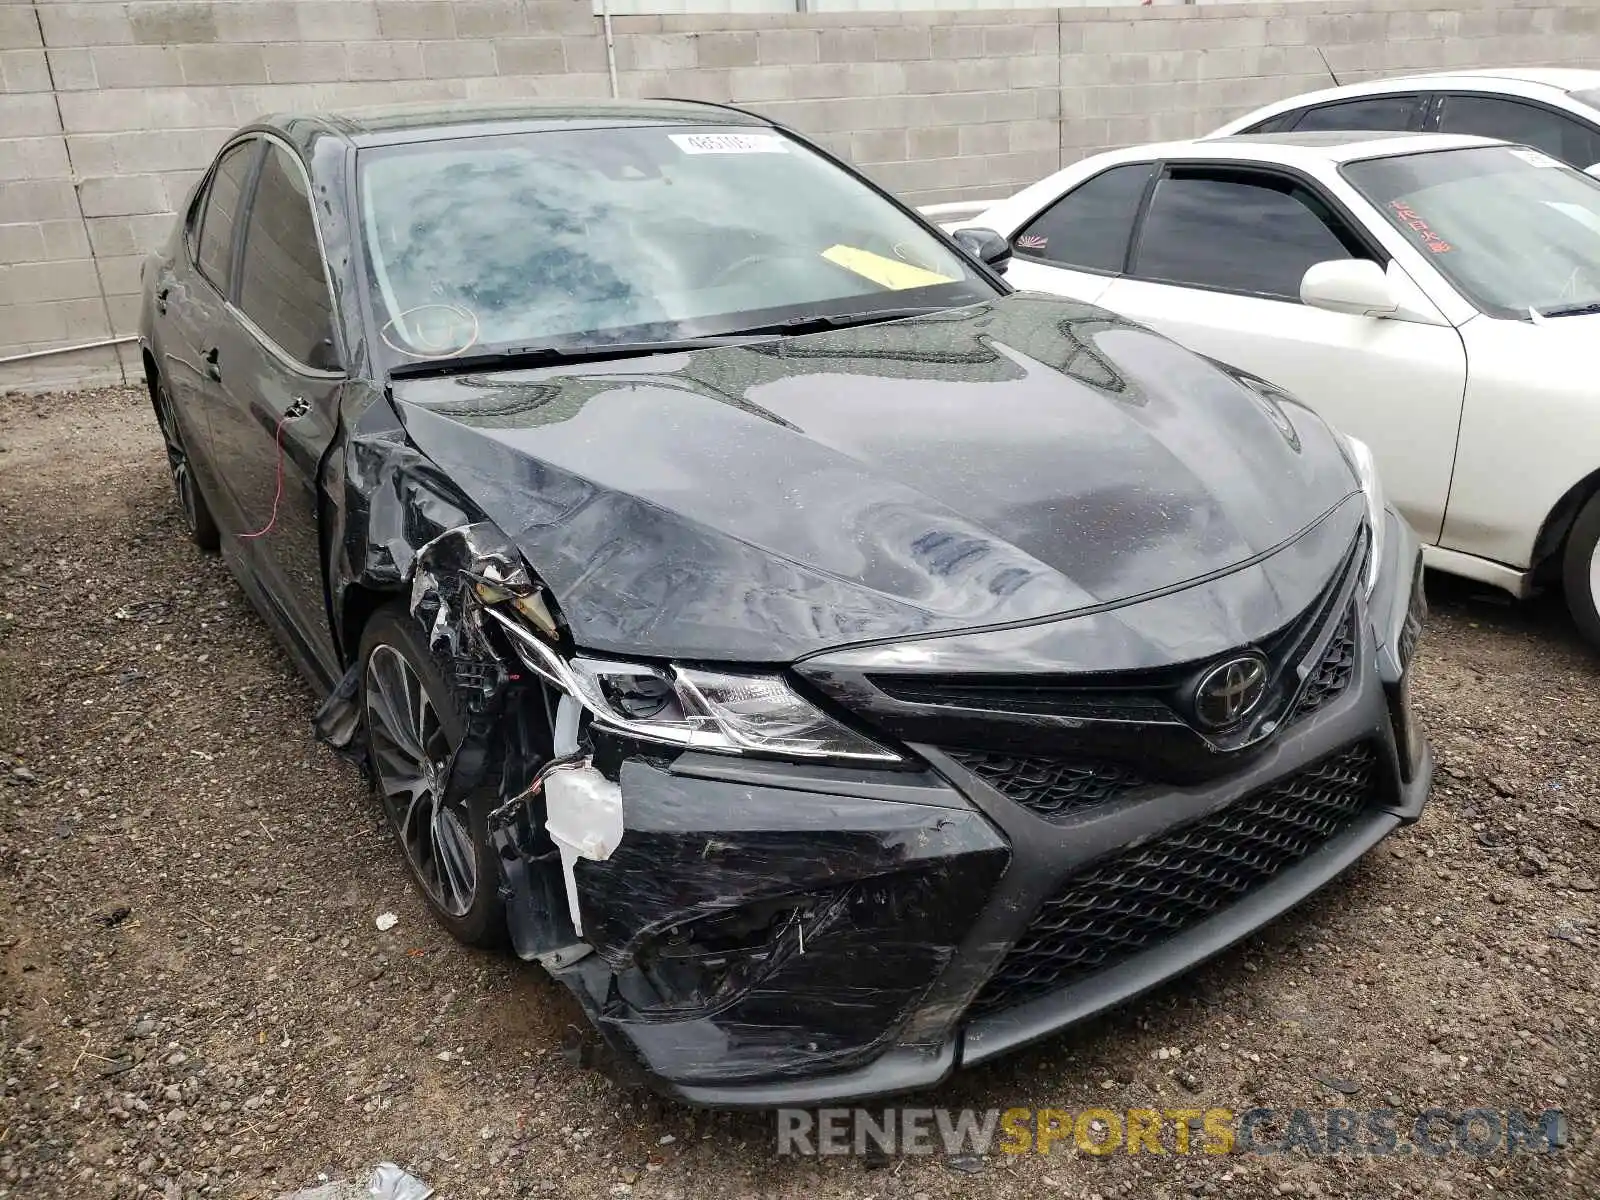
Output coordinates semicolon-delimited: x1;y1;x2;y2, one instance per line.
1561;490;1600;650
151;373;220;552
359;602;507;947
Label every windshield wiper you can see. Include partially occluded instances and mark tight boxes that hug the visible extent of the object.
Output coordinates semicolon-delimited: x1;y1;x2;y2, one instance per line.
727;306;950;337
388;334;775;380
1534;301;1600;319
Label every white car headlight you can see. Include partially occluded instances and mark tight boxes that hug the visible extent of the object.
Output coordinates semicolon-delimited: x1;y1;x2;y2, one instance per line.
481;607;900;763
1341;434;1386;596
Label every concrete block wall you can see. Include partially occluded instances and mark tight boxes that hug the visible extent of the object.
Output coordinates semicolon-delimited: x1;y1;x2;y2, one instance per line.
3;0;1599;391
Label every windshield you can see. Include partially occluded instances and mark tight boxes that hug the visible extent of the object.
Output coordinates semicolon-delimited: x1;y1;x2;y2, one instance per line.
1569;87;1600;113
356;124;995;360
1343;144;1600;318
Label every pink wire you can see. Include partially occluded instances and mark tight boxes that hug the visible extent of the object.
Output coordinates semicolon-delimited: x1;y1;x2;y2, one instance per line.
237;409;289;540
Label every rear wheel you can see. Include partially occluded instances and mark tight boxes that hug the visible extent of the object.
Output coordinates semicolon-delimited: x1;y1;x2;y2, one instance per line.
1561;491;1600;650
359;604;506;947
151;374;219;551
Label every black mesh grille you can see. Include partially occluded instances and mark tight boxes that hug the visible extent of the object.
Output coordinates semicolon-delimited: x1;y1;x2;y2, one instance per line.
1290;605;1356;721
967;743;1379;1019
947;750;1146;821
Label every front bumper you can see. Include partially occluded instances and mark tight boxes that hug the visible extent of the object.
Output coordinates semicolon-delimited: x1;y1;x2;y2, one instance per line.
548;511;1431;1107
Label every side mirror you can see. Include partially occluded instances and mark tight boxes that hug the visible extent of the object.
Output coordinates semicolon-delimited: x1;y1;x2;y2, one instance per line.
1585;162;1600;180
951;227;1012;274
1300;259;1397;317
306;336;344;373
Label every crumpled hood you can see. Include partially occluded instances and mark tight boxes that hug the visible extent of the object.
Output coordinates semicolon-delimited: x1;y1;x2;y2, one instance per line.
392;293;1359;662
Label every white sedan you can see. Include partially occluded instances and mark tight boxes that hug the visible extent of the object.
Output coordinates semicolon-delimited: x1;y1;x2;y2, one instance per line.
958;131;1600;645
1208;68;1600;175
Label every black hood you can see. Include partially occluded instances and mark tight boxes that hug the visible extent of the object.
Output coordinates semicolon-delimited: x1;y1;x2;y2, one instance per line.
392;293;1359;663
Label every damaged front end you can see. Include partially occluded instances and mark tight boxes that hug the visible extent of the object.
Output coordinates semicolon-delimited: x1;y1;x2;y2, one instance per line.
317;518;1010;1103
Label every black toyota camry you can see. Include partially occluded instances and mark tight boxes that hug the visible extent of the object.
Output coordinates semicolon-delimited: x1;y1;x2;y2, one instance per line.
138;99;1430;1106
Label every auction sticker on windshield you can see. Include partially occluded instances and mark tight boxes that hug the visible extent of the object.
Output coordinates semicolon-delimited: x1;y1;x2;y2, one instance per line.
669;132;788;155
1508;148;1562;169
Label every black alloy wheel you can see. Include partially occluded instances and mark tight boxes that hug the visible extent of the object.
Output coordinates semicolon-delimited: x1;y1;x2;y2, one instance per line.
359;605;505;946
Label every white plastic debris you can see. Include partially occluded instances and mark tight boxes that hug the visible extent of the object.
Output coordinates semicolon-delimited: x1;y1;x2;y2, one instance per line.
543;764;625;938
275;1164;430;1200
375;912;398;932
368;1163;433;1200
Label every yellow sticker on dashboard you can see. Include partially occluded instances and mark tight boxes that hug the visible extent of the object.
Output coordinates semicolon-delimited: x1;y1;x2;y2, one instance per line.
821;245;957;291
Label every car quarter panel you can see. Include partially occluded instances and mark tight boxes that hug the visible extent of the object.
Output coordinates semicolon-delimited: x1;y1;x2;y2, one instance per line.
1443;314;1600;569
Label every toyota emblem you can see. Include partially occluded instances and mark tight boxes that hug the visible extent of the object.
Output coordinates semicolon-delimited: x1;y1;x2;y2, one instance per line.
1193;654;1268;729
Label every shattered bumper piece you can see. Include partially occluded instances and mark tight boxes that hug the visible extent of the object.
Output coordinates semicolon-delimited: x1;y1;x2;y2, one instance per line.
545;756;1010;1093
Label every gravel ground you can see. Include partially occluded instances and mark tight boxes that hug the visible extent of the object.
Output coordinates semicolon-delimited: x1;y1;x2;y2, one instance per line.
1;386;1596;1200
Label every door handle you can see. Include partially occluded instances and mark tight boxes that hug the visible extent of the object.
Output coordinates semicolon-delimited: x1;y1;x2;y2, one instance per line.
155;285;170;315
203;346;221;381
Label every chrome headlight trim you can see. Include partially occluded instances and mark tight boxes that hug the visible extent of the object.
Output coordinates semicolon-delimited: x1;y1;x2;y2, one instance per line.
1341;434;1386;596
483;606;901;764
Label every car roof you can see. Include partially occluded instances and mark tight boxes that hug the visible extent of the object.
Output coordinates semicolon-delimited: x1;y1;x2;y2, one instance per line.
1116;130;1500;166
1394;67;1600;91
1210;69;1600;134
254;98;771;152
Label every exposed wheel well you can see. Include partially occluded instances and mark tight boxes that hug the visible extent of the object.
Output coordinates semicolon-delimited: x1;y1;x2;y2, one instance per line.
1530;468;1600;586
141;348;160;407
338;583;398;668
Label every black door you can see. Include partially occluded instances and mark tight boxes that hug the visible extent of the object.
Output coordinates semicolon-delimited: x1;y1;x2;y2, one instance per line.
158;138;260;508
207;138;346;683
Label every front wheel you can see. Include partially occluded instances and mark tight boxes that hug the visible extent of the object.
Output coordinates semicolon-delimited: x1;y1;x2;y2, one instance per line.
1561;491;1600;650
359;604;506;947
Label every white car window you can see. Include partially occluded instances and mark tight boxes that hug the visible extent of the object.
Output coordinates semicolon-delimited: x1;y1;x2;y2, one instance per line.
1129;170;1366;301
1435;94;1600;170
1011;163;1152;274
1293;94;1426;133
1345;144;1600;317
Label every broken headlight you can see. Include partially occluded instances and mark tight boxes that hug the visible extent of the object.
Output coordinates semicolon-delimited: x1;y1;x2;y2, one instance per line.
568;659;902;764
481;606;900;764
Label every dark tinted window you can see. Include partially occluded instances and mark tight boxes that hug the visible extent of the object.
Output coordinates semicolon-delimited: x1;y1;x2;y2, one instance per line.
1012;163;1152;272
1133;171;1364;299
184;178;208;262
1293;95;1425;132
1241;113;1297;135
196;141;256;296
1436;94;1600;169
238;145;335;366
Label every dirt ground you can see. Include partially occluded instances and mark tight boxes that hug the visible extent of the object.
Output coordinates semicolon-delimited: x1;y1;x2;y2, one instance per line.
0;386;1596;1200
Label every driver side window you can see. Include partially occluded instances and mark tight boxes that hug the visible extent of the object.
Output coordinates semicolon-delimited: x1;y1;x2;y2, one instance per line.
237;144;337;369
1130;169;1373;301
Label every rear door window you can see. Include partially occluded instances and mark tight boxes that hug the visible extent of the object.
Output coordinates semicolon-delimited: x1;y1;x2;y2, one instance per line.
1292;95;1426;133
195;140;259;298
1011;163;1153;273
1131;169;1369;300
1435;94;1600;169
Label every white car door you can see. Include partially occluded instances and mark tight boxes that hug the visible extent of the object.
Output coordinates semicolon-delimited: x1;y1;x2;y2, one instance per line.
994;161;1156;307
1092;164;1467;545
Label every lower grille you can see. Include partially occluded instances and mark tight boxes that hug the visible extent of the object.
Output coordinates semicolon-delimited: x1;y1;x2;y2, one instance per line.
967;743;1379;1019
947;750;1146;821
1291;604;1356;722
